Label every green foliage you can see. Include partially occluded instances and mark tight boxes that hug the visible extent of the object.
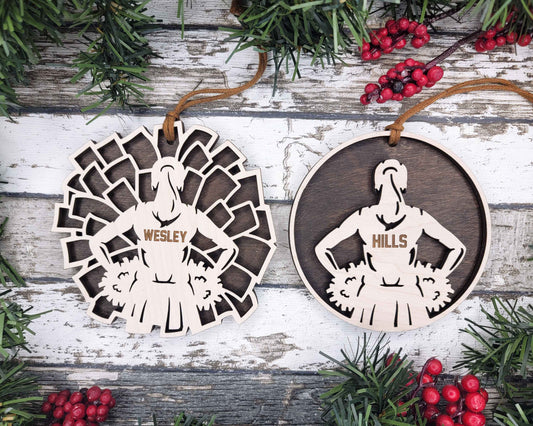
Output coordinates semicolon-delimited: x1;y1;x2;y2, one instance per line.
376;0;459;23
0;0;63;120
458;297;533;425
224;0;372;84
0;218;25;287
461;0;533;31
319;334;419;425
69;0;160;122
0;290;45;425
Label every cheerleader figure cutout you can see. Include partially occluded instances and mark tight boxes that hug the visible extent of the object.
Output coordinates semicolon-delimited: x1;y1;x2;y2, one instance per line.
315;159;466;328
53;124;276;336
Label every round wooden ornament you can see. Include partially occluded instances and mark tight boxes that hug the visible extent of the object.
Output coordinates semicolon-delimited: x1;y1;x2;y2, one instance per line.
289;131;490;331
52;122;276;336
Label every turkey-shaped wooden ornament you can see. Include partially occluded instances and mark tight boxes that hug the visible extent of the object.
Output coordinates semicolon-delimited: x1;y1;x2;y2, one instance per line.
53;123;276;336
290;132;490;331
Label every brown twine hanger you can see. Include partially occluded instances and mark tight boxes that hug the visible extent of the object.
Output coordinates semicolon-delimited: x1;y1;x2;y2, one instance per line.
385;78;533;146
163;51;268;142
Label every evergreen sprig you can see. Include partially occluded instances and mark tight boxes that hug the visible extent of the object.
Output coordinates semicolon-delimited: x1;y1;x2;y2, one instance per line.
224;0;372;85
69;0;160;122
0;218;25;287
319;334;419;425
147;412;216;425
0;0;63;120
457;297;533;425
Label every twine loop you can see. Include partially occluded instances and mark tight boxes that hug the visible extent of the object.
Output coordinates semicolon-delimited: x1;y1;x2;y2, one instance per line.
386;78;533;146
163;51;268;142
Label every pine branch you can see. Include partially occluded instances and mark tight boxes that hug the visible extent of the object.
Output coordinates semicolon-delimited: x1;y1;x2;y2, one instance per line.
223;0;372;87
69;0;161;122
319;334;419;425
457;297;533;424
0;218;25;287
0;0;63;120
146;412;216;425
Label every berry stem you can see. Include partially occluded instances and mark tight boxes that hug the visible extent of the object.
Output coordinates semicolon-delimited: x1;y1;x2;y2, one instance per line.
424;5;464;26
425;30;483;70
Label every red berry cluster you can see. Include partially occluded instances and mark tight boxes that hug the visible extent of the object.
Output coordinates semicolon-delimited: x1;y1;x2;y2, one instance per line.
361;18;430;60
360;58;444;104
475;13;533;52
401;358;488;426
41;386;116;426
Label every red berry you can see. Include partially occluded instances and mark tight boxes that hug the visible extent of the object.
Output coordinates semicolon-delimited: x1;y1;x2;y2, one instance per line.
360;94;370;105
463;411;486;426
371;50;381;60
381;88;393;100
55;395;68;407
63;417;75;426
394;38;407;49
495;36;507;46
425;81;435;88
382;47;394;54
361;51;372;61
465;392;487;413
100;391;113;405
395;63;406;72
442;384;460;402
414;24;428;37
485;39;496;50
108;397;116;408
422;387;440;405
391;93;403;101
506;32;518;43
96;415;108;422
365;83;379;94
402;83;417;97
385;353;397;366
378;28;388;37
435;414;455;426
86;404;97;417
378;75;389;85
411;37;425;48
424;404;440;420
518;34;532;46
96;405;110;417
416;75;428;87
461;374;480;392
475;39;486;52
361;41;370;52
396;401;407;417
398;18;410;31
48;392;58;404
380;36;393;48
495;22;505;32
72;403;86;419
485;28;497;38
387;69;398;79
427;66;444;82
405;58;415;66
479;388;488;401
408;21;418;33
75;420;87;426
446;402;459;416
59;389;71;398
87;386;102;402
41;401;53;413
69;391;83;404
411;68;423;81
53;406;65;419
426;358;443;375
64;401;73;413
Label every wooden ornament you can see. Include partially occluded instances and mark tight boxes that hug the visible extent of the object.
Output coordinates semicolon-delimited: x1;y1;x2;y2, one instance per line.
289;131;491;331
53;122;276;336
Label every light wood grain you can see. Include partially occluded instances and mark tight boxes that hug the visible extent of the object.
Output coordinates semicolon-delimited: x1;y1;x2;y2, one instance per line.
1;197;531;291
1;115;533;204
16;30;533;119
12;282;531;372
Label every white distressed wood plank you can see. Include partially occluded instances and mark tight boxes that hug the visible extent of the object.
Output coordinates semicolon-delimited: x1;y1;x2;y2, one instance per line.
1;115;533;204
1;197;532;291
18;30;533;117
12;283;532;372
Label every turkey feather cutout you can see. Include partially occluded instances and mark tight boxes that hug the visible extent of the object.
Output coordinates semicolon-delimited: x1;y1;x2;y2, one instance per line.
53;123;276;336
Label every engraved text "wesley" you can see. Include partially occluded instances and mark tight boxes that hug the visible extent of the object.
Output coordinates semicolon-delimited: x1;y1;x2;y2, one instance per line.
144;229;187;243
